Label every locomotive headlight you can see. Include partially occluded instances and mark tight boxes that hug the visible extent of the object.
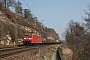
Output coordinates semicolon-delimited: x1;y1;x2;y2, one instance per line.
29;38;31;39
24;38;26;39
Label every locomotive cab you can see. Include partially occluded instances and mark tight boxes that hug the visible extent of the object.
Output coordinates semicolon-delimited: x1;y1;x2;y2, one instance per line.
23;33;32;45
23;32;42;45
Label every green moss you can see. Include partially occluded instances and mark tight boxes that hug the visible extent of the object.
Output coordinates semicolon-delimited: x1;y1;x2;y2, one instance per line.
41;47;56;60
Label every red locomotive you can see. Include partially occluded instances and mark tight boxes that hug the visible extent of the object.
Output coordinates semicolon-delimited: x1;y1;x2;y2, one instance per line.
23;32;42;45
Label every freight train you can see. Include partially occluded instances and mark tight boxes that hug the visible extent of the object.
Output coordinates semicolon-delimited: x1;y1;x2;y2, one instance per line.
23;32;42;45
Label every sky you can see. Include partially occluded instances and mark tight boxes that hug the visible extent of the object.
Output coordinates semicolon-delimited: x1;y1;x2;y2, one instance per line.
18;0;90;40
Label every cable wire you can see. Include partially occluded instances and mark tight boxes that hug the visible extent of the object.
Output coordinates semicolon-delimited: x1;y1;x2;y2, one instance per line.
22;0;35;17
30;0;43;19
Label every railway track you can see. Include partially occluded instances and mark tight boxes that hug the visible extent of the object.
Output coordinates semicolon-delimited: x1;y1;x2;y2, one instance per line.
0;46;38;58
0;43;60;59
0;44;51;58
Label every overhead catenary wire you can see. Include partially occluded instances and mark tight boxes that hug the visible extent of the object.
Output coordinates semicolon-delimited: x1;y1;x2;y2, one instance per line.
22;0;43;20
30;0;43;19
22;0;44;35
22;0;35;17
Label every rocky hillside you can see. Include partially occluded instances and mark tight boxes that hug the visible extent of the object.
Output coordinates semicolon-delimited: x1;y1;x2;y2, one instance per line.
43;28;59;42
0;10;59;45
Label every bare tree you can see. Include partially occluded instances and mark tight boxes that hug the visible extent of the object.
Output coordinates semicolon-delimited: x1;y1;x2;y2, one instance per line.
0;2;5;11
24;9;32;20
64;20;88;60
14;0;23;16
83;5;90;33
7;0;15;8
0;0;16;10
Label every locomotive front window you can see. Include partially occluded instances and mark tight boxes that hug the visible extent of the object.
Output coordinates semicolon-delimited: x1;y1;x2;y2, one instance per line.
28;33;32;37
24;33;32;37
25;33;28;36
